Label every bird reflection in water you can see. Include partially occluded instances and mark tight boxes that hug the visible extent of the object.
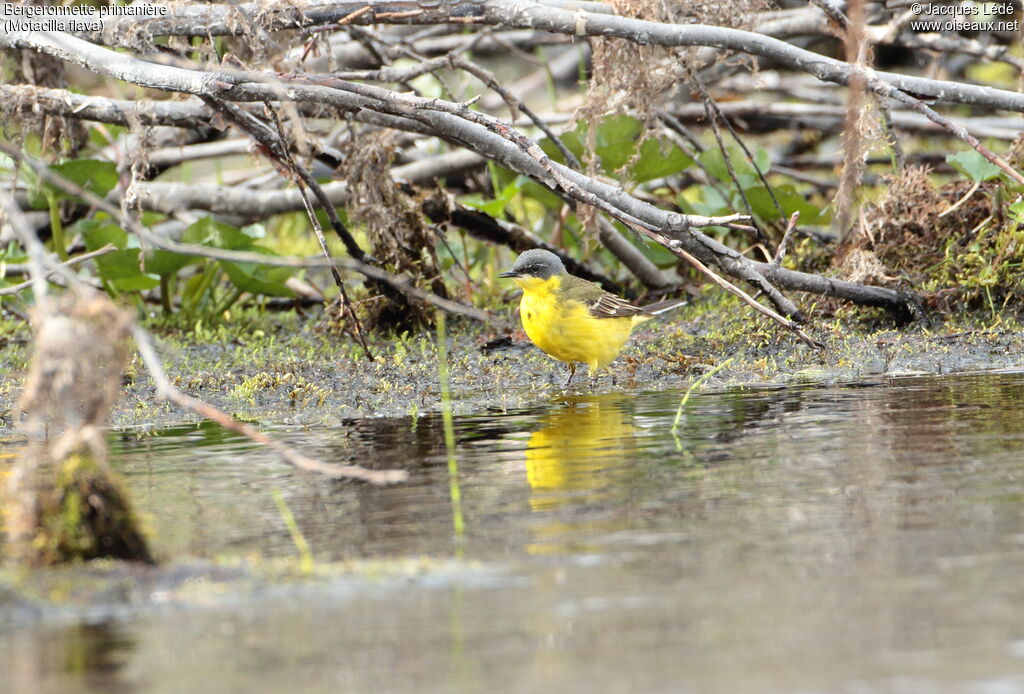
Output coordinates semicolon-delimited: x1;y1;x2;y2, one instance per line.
523;393;642;553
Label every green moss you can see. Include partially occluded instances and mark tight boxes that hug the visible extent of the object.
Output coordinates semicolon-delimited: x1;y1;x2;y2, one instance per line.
34;453;152;565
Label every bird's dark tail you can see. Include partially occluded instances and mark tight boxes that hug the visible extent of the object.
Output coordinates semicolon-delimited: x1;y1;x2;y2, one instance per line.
641;298;687;316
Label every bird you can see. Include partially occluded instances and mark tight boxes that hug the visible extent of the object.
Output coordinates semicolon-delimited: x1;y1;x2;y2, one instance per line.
498;249;685;386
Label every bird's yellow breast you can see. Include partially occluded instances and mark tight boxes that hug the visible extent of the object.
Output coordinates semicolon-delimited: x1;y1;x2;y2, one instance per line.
513;275;641;374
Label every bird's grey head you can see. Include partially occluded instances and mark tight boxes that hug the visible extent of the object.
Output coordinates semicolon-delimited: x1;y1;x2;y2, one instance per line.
498;249;566;280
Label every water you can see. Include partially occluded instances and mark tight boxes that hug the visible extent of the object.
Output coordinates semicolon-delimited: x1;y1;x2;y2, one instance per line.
5;371;1024;693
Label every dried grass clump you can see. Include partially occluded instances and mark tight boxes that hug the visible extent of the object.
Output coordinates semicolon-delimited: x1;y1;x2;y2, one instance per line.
836;248;899;286
341;133;448;331
5;293;152;564
574;0;767;238
579;0;768;125
863;167;988;271
850;167;1022;312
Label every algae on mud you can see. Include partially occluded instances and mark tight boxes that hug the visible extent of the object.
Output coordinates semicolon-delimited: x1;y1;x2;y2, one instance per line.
1;291;1023;432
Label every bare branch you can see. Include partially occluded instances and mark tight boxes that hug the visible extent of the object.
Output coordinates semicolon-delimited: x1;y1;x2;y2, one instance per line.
45;1;1024;112
0;245;117;297
130;326;407;484
1;141;495;323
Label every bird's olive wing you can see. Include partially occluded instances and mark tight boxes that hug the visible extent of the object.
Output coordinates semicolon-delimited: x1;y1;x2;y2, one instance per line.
558;275;646;319
587;293;647;319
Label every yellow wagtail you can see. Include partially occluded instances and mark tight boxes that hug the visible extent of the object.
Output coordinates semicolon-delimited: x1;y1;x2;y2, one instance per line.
498;249;685;386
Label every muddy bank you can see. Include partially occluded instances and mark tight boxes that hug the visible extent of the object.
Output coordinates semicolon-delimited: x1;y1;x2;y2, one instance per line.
1;296;1024;429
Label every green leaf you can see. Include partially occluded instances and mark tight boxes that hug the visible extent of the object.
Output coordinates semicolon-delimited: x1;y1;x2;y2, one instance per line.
182;217;256;250
680;184;731;217
594;114;643;172
52;158;118;197
88;125;126;148
540;130;584;166
462;180;521;217
947;150;1002;183
144;249;196;277
698;148;731;184
95;248;160;291
632;138;693;183
698;147;771;184
41;159;118;207
518;178;561;210
221;247;295;297
77;220;128;251
25;159;118;208
744;184;826;225
540;114;647;175
754;148;772;175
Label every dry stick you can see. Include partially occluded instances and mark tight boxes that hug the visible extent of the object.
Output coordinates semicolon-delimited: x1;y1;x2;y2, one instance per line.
3;189;403;484
127;150;486;217
640;224;823;350
660;98;1024;141
903;33;1023;73
0;84;212;128
444;54;581;170
263;102;374;361
197;96;369;261
688;76;766;244
130;325;407;484
0;244;117;297
3;34;910;317
771;212;800;268
868;80;1024;186
68;0;1024;112
297;3;373;62
0;142;493;323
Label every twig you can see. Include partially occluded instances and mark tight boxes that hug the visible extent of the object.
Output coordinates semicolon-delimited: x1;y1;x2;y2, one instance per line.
58;2;1024;111
0;244;117;297
647;227;823;349
130;325;407;484
771;212;800;268
1;141;494;323
5;183;403;484
939;180;981;218
198;95;370;261
444;53;581;170
867;81;1024;186
262;102;374;361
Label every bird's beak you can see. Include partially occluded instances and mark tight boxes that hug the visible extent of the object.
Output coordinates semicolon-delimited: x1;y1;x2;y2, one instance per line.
497;270;518;278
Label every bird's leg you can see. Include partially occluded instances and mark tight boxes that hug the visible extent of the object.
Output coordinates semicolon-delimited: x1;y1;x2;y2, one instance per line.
564;363;577;388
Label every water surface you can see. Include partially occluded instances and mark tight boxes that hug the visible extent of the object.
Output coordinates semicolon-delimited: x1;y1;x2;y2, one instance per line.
4;372;1024;693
